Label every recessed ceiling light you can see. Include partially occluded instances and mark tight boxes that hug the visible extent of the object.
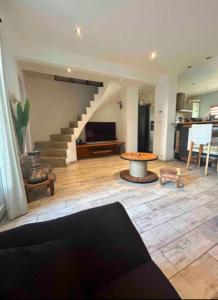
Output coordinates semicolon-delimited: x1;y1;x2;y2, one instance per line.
67;68;71;73
206;56;212;60
187;65;192;69
150;52;157;60
75;26;82;37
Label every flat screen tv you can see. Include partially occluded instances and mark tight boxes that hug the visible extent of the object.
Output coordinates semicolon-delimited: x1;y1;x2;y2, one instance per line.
85;122;116;142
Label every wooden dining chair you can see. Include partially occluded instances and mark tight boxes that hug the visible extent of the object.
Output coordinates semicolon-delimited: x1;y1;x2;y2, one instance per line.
186;124;213;176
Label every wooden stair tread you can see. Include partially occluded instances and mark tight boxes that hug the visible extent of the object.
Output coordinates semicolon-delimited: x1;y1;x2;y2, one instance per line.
41;156;66;160
40;156;67;167
61;128;74;134
35;141;68;149
69;121;78;128
39;148;67;157
50;134;72;142
50;134;72;137
61;128;74;130
39;148;67;151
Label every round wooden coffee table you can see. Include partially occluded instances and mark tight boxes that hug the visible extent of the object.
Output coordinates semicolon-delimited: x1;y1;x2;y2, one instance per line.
120;152;158;183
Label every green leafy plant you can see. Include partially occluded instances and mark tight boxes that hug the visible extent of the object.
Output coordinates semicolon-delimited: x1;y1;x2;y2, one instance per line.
10;95;30;154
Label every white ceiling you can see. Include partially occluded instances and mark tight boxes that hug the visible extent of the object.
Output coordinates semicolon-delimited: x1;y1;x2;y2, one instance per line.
1;0;218;87
178;56;218;96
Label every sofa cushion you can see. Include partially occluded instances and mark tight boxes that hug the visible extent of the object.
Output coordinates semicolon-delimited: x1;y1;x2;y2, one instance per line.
0;203;151;294
0;237;85;299
93;261;180;299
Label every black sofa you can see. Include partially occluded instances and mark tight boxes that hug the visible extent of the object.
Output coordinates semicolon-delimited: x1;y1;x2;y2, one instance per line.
0;202;180;299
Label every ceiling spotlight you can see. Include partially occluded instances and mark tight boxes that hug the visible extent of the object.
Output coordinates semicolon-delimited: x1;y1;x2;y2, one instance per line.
206;56;212;60
150;52;157;60
75;26;82;36
67;68;71;73
187;65;192;69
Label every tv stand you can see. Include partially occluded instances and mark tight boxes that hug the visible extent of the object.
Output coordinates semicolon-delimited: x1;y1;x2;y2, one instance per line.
76;141;125;159
86;141;114;144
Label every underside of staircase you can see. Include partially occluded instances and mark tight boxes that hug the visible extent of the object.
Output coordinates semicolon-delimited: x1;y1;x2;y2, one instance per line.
34;81;121;167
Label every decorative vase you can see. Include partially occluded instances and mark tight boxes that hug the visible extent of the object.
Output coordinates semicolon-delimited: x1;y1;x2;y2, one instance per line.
28;151;41;169
19;154;32;180
27;151;49;184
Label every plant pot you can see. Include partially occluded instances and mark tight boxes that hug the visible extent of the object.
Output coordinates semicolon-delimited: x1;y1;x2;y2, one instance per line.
19;154;32;180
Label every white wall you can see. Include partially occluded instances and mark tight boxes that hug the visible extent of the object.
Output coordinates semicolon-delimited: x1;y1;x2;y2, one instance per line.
82;85;139;150
79;100;120;142
154;74;177;160
198;91;218;117
125;86;138;152
24;72;98;144
90;101;117;122
94;86;139;151
116;88;127;143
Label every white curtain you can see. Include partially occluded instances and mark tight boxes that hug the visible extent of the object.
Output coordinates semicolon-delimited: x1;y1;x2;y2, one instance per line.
0;170;6;221
0;32;28;220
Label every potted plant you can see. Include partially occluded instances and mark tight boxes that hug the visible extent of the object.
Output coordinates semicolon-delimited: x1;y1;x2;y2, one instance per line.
10;95;30;154
10;95;31;179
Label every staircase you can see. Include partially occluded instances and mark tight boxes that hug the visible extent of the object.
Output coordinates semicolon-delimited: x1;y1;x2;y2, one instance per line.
34;81;121;167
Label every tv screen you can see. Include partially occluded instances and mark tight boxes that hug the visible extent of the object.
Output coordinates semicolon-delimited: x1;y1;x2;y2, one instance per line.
85;122;116;142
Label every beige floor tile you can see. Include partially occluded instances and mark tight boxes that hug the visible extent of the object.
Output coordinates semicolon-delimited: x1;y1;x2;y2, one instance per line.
198;216;218;243
135;204;185;232
126;203;152;218
169;206;216;234
208;245;218;260
170;254;218;299
205;199;218;214
141;222;181;253
90;197;117;208
120;193;158;208
175;192;217;213
28;200;41;210
146;193;186;211
161;229;216;271
151;250;178;279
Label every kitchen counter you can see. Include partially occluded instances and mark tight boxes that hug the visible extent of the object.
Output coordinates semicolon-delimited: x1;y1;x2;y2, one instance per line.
179;120;218;126
175;121;218;161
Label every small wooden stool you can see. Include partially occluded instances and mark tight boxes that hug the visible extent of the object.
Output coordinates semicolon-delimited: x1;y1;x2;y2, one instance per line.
159;167;184;188
24;173;56;202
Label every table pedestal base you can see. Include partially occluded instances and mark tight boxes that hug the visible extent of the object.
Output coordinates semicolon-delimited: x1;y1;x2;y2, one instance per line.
120;169;158;183
129;160;147;177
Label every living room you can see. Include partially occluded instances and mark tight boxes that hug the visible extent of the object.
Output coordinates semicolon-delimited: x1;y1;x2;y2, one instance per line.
0;1;218;299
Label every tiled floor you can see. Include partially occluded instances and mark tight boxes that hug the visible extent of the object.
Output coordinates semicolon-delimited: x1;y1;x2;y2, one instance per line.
1;155;218;299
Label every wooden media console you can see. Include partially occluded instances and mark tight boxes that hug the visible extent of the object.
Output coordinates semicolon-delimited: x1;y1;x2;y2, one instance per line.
76;141;125;159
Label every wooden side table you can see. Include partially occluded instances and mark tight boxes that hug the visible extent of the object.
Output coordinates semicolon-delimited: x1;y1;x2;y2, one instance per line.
120;152;158;183
24;173;56;202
